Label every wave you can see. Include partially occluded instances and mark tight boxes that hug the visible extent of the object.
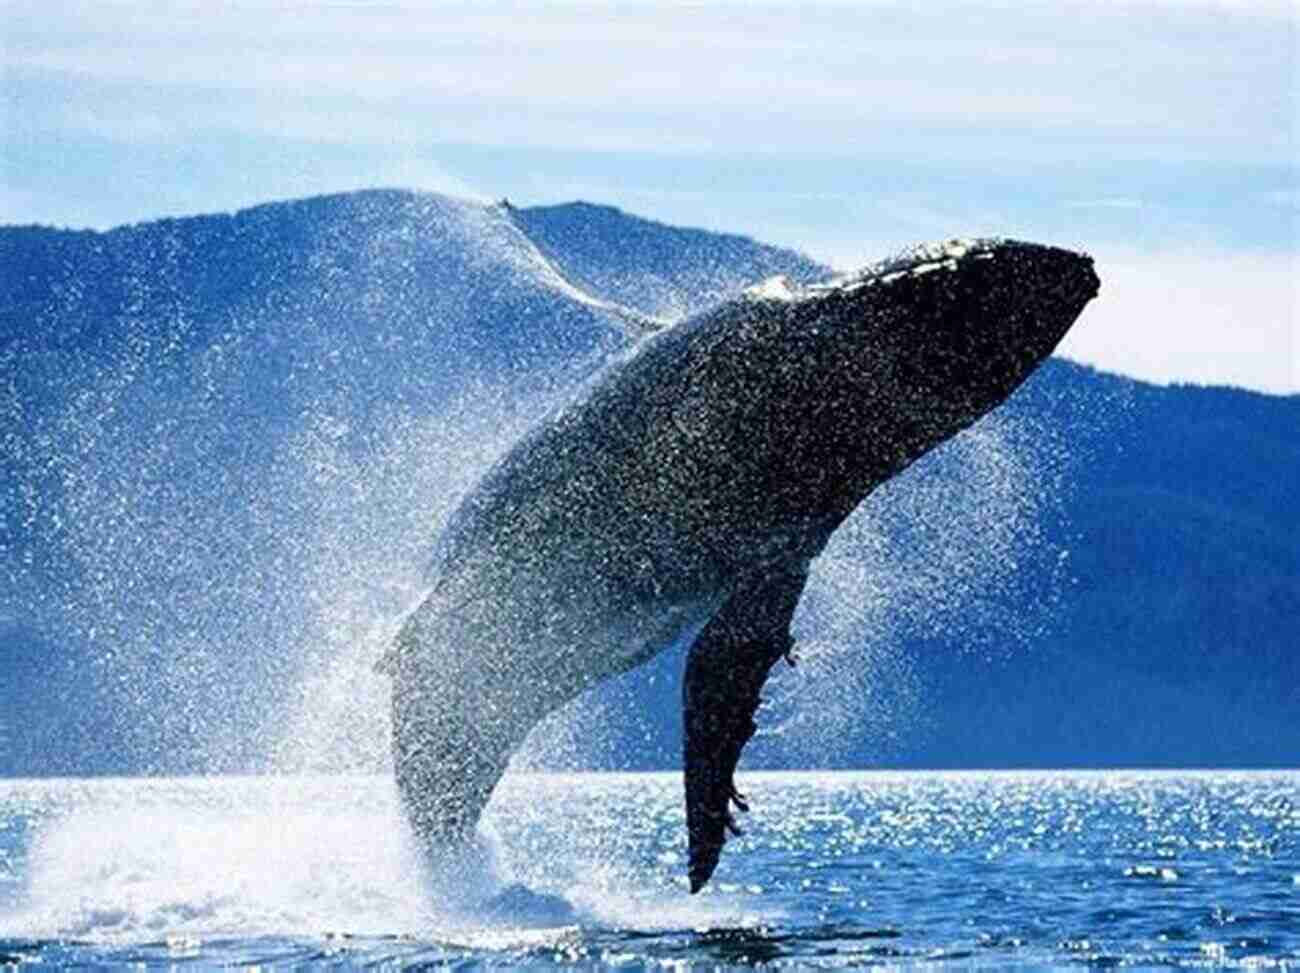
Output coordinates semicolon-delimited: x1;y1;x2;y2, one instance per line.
0;775;759;949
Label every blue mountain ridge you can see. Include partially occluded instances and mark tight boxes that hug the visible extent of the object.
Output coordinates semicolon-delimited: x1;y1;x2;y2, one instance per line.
1;189;1296;776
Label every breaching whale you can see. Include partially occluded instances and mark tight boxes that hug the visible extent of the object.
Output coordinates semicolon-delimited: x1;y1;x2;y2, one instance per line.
381;238;1099;892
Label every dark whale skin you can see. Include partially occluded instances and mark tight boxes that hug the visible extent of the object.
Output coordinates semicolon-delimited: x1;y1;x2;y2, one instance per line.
384;238;1100;889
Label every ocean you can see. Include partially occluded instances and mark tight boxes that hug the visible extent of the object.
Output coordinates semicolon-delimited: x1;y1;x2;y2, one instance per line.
0;770;1295;969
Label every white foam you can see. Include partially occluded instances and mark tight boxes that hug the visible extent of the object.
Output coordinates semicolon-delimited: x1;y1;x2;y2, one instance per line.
4;778;431;941
743;274;799;302
0;774;774;947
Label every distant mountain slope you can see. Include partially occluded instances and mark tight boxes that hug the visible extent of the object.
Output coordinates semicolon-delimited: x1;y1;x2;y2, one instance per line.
3;191;642;776
1;189;637;568
511;201;827;321
557;362;1300;771
0;189;823;776
1;190;1295;776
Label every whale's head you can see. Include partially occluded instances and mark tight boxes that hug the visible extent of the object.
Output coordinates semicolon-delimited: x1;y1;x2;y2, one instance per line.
817;238;1098;413
668;238;1099;533
754;237;1098;408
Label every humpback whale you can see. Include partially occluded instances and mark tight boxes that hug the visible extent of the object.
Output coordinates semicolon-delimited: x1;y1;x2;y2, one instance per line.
381;238;1099;892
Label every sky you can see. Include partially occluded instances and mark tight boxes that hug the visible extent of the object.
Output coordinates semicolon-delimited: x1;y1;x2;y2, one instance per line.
3;2;1297;392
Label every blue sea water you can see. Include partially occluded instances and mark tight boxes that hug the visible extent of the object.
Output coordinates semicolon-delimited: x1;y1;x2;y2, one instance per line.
0;771;1295;969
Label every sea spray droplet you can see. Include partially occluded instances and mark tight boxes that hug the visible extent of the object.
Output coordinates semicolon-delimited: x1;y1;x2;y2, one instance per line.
758;410;1076;768
3;192;664;779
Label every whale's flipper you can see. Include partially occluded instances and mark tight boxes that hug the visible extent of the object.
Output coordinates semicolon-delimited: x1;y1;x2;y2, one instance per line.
683;569;808;892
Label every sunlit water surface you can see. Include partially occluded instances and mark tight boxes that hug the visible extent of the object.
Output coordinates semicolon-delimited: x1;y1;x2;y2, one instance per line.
0;771;1296;969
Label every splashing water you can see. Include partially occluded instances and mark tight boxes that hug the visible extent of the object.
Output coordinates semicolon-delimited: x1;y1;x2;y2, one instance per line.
266;391;551;775
734;408;1074;766
1;773;765;948
6;195;1189;969
1;191;1103;785
3;772;1296;968
2;191;628;777
10;327;1077;786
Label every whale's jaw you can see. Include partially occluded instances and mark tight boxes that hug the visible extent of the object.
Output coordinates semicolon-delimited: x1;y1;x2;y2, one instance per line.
387;237;1099;892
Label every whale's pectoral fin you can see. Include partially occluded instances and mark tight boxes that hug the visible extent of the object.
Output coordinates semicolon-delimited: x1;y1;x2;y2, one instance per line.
682;568;808;893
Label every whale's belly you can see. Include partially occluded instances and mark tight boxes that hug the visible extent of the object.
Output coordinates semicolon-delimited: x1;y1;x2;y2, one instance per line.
579;590;723;685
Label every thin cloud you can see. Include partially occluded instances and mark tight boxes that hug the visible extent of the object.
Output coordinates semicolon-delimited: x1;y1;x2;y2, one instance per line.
369;159;488;204
6;3;1294;162
1260;189;1300;208
3;2;1295;391
1064;198;1146;210
1055;248;1298;394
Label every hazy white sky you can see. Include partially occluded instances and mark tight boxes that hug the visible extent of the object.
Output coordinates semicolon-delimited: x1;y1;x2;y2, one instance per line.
3;1;1296;391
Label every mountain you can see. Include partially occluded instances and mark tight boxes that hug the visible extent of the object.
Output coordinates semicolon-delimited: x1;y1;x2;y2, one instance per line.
511;200;825;321
0;190;829;775
2;190;1296;776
